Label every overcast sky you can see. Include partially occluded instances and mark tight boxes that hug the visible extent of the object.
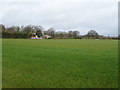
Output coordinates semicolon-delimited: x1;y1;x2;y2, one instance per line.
0;0;118;36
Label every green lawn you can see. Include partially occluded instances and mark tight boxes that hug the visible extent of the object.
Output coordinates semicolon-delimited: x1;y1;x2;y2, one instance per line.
2;39;118;88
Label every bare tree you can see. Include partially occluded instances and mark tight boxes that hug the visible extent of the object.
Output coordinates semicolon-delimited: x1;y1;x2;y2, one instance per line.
45;28;55;38
73;31;80;39
87;30;99;38
34;26;44;37
0;24;5;33
68;31;73;38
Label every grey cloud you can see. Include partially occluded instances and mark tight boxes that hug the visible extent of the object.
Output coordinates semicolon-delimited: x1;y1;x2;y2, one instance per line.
0;1;118;36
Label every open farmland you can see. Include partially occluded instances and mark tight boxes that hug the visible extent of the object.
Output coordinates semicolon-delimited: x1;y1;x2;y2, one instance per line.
2;39;118;88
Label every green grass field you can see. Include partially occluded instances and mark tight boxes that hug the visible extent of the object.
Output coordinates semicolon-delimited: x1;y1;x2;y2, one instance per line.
2;39;118;88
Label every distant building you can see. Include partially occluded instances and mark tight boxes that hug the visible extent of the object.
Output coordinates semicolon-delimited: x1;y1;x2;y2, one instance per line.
31;33;52;39
31;33;42;39
31;35;38;39
43;35;51;39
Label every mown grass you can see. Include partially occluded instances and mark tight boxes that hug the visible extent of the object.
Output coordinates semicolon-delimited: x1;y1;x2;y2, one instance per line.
2;39;118;88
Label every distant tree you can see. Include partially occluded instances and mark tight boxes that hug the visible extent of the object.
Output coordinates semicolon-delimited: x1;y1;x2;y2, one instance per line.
34;26;43;37
22;25;33;33
0;24;5;32
12;26;20;38
73;31;80;39
87;30;99;38
118;35;120;40
45;28;55;38
6;27;15;34
56;31;65;39
3;24;115;40
36;30;42;37
21;25;34;38
68;31;73;38
0;24;5;38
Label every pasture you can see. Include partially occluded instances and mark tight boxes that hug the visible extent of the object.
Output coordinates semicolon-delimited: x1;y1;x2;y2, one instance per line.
2;39;118;88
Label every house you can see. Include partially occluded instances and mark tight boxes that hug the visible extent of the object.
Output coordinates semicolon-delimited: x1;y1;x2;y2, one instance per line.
43;35;51;39
31;33;52;39
31;35;38;39
31;33;42;39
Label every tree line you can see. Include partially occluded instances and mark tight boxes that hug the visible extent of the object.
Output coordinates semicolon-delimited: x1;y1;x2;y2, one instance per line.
0;24;119;39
